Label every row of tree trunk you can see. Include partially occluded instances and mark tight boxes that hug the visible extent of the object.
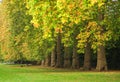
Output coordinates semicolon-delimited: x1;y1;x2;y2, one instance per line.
40;31;108;71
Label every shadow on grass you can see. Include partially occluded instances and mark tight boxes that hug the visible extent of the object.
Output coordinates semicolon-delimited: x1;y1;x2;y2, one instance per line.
2;64;120;74
4;64;86;73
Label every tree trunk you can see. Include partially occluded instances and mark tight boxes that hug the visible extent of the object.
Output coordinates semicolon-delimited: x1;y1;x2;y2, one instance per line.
41;60;45;66
45;55;51;66
72;42;80;69
64;47;71;68
96;7;108;71
72;27;80;69
83;42;92;70
96;45;107;71
51;47;56;67
56;31;62;68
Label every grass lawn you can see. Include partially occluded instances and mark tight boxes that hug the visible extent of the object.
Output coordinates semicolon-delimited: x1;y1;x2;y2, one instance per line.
0;64;120;82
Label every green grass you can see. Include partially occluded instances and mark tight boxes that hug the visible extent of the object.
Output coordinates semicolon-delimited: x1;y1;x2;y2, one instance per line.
0;64;120;82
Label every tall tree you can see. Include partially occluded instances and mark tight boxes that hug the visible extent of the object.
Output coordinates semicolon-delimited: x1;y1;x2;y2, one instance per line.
83;42;92;70
96;5;107;71
72;26;80;69
55;29;63;67
51;46;56;67
0;2;10;61
96;0;120;71
1;0;35;62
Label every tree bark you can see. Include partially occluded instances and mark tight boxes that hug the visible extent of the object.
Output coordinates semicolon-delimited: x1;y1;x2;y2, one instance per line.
83;42;92;70
96;7;108;71
72;41;80;69
56;31;62;68
45;55;51;66
72;27;80;69
41;59;45;66
96;45;107;71
64;47;71;68
51;47;56;67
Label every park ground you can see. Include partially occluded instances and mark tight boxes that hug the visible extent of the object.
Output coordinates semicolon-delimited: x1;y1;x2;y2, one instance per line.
0;64;120;82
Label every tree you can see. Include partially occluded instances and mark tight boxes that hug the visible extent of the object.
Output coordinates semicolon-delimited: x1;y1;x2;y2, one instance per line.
83;42;92;70
0;1;11;61
1;0;120;71
96;0;120;71
64;46;71;68
1;0;36;62
55;30;63;67
51;46;56;67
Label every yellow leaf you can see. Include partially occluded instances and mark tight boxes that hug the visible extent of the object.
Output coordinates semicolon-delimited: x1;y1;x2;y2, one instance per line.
61;18;66;23
33;22;39;28
91;0;98;5
98;3;105;7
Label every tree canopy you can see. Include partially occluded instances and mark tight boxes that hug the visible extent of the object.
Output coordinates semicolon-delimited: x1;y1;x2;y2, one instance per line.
0;0;120;71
